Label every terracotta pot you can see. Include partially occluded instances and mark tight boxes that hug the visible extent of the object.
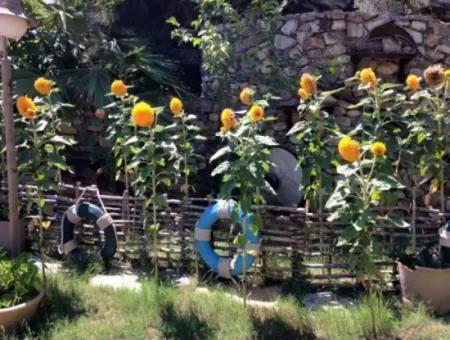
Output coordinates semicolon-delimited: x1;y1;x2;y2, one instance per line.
0;291;44;329
398;261;450;314
0;219;25;256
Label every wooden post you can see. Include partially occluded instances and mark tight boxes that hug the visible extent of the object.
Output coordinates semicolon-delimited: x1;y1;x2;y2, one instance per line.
0;37;20;255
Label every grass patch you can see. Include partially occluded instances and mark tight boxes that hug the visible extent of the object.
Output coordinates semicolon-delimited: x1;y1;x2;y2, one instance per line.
4;272;450;339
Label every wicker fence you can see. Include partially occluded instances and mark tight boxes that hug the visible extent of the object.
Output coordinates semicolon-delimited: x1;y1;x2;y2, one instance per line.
21;183;446;285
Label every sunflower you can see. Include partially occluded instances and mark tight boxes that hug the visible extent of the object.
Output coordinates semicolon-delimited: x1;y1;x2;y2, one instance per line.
34;77;52;96
16;96;37;119
299;73;316;94
338;136;360;163
170;97;183;116
297;88;309;100
405;74;419;91
249;104;264;122
445;69;450;85
111;80;128;97
220;108;238;130
132;101;155;127
239;87;253;106
360;68;377;88
423;65;445;86
370;141;386;155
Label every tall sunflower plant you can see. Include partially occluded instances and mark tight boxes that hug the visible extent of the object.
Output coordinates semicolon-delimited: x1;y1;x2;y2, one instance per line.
106;80;181;281
326;69;410;288
210;89;277;306
287;73;342;215
168;97;205;199
16;77;76;286
404;66;449;214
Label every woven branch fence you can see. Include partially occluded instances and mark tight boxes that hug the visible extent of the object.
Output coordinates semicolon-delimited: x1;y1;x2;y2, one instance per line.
19;183;447;285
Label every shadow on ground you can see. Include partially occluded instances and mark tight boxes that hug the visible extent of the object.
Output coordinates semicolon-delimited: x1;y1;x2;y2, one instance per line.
160;303;213;340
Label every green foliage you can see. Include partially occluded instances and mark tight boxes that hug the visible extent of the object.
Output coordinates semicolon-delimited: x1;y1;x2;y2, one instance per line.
12;0;186;108
170;112;205;198
325;76;410;286
0;249;40;308
17;95;75;193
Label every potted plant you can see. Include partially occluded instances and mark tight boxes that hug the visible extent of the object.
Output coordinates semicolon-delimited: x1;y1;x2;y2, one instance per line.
0;248;43;329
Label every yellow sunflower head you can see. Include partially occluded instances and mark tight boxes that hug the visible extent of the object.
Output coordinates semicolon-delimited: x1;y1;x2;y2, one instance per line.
297;87;310;100
131;101;155;128
423;65;445;86
405;74;420;91
239;87;253;106
16;96;37;119
359;68;377;88
248;104;264;123
169;97;183;116
370;141;387;156
299;73;317;94
34;77;52;96
111;80;128;97
338;136;360;163
220;108;238;130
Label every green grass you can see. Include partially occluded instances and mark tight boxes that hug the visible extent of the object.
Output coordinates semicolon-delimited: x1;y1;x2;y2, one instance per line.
3;272;450;339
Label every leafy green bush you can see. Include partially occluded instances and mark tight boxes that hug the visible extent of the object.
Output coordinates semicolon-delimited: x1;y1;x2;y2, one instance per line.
0;249;40;308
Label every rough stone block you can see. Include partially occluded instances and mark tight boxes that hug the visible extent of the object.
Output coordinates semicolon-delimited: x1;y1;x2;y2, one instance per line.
324;43;346;57
281;19;298;36
332;20;346;31
306;35;325;49
347;22;365;38
411;20;426;32
274;34;297;50
437;44;450;55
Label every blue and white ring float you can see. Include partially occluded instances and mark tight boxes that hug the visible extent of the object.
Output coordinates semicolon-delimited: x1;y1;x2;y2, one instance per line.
58;202;118;262
195;200;261;278
439;219;450;267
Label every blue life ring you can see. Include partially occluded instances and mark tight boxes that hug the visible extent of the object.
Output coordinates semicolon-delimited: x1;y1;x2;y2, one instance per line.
58;202;117;262
440;220;450;267
195;200;261;278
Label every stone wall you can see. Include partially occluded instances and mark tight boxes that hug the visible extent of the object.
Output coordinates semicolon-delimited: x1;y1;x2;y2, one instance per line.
202;10;450;143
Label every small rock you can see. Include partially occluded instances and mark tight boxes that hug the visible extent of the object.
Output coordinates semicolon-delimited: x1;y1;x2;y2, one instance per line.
332;20;346;31
288;47;303;60
281;19;298;35
437;44;450;55
411;20;426;32
425;34;440;48
324;43;346;57
274;34;297;50
306;35;325;49
324;32;338;45
296;31;308;45
303;292;354;310
347;22;365;38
